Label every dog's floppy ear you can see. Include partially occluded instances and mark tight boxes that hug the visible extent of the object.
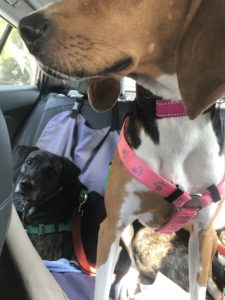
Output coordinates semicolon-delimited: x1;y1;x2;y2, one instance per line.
176;0;225;119
87;78;121;112
13;145;39;179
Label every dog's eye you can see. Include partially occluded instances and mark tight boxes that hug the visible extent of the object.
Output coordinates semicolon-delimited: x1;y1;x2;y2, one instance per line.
26;159;33;165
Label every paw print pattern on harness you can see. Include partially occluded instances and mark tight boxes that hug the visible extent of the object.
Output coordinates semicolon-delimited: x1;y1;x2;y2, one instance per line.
154;181;165;191
131;166;144;176
122;148;129;159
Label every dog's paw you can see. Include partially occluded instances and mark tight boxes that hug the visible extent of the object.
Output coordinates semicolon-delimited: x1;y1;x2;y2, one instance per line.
114;266;139;300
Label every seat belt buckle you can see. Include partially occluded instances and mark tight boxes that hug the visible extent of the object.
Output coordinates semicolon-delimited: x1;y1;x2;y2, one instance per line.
70;98;84;118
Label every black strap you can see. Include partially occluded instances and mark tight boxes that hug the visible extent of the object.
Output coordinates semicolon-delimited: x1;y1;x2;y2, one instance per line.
207;185;221;203
164;185;184;203
69;97;85;158
82;127;112;173
111;102;120;130
70;97;84;119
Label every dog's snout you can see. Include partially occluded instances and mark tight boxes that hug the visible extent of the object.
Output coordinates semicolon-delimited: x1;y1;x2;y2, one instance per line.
19;12;49;46
20;180;33;192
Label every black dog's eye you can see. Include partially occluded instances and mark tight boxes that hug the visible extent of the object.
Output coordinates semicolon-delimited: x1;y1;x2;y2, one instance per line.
26;159;33;165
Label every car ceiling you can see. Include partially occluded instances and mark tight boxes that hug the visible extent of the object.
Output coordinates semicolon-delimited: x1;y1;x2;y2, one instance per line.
0;0;53;26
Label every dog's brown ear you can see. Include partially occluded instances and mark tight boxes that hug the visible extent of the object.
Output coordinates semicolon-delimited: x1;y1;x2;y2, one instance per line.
87;78;120;112
176;1;225;119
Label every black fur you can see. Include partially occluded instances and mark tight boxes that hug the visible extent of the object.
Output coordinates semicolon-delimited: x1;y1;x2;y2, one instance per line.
211;103;225;155
80;191;106;265
126;85;160;148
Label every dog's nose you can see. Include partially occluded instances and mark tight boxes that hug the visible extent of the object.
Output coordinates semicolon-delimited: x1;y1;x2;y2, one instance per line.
19;181;33;192
19;12;49;46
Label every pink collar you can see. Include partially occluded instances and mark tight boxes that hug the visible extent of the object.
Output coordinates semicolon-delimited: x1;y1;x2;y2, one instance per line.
156;99;187;118
118;118;225;233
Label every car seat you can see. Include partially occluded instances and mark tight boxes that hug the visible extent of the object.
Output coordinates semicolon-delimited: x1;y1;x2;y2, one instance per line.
0;109;12;255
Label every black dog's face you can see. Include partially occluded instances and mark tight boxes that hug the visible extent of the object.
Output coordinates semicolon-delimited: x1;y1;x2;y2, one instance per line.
15;150;63;202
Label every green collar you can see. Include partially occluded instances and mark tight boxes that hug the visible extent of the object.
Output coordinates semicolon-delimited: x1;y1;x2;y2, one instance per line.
26;221;72;235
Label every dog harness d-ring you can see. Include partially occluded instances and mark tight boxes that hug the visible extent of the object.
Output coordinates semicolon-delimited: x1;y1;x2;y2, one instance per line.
118;117;225;233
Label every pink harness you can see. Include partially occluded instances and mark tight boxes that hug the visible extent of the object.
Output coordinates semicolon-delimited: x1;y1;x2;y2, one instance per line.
118;100;225;233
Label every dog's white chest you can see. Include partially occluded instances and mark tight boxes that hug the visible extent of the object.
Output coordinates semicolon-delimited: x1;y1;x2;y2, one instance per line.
134;113;224;194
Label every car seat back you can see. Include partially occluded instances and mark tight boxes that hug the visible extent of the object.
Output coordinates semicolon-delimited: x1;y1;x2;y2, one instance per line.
0;109;12;255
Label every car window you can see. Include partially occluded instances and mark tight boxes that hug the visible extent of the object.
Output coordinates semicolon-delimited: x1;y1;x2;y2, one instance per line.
122;77;136;100
0;16;37;85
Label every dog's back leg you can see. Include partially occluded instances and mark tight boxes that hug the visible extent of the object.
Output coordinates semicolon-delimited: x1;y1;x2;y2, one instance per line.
189;212;218;300
94;194;139;300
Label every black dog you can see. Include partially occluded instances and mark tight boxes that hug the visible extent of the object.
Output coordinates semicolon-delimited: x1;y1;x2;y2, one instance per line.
13;145;82;260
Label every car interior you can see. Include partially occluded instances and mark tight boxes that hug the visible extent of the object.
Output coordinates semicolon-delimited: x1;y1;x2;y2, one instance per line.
0;1;136;299
0;1;225;300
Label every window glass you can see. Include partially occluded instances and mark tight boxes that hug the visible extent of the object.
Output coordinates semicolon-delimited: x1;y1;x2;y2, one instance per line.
0;17;37;85
121;77;136;101
0;17;7;33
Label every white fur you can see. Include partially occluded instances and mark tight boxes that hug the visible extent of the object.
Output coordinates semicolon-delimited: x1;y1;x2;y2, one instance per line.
218;253;225;266
134;113;224;194
136;73;182;100
138;212;154;226
94;239;121;300
188;221;201;298
196;287;207;300
15;183;21;193
117;179;149;229
121;224;134;248
115;265;140;299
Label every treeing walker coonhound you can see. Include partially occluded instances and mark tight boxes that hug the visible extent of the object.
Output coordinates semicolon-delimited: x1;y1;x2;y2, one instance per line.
19;1;225;299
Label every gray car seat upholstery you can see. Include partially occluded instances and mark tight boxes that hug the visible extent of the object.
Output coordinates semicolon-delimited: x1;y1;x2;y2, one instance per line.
0;109;12;255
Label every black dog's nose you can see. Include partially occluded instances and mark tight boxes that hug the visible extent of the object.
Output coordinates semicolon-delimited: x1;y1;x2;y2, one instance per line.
19;12;49;45
20;181;33;192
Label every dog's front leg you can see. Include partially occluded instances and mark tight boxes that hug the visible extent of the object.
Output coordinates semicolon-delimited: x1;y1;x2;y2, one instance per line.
189;220;217;300
94;153;150;300
94;217;122;300
115;224;140;300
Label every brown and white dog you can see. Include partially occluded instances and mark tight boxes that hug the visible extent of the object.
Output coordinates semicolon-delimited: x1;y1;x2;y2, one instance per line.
19;1;225;299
